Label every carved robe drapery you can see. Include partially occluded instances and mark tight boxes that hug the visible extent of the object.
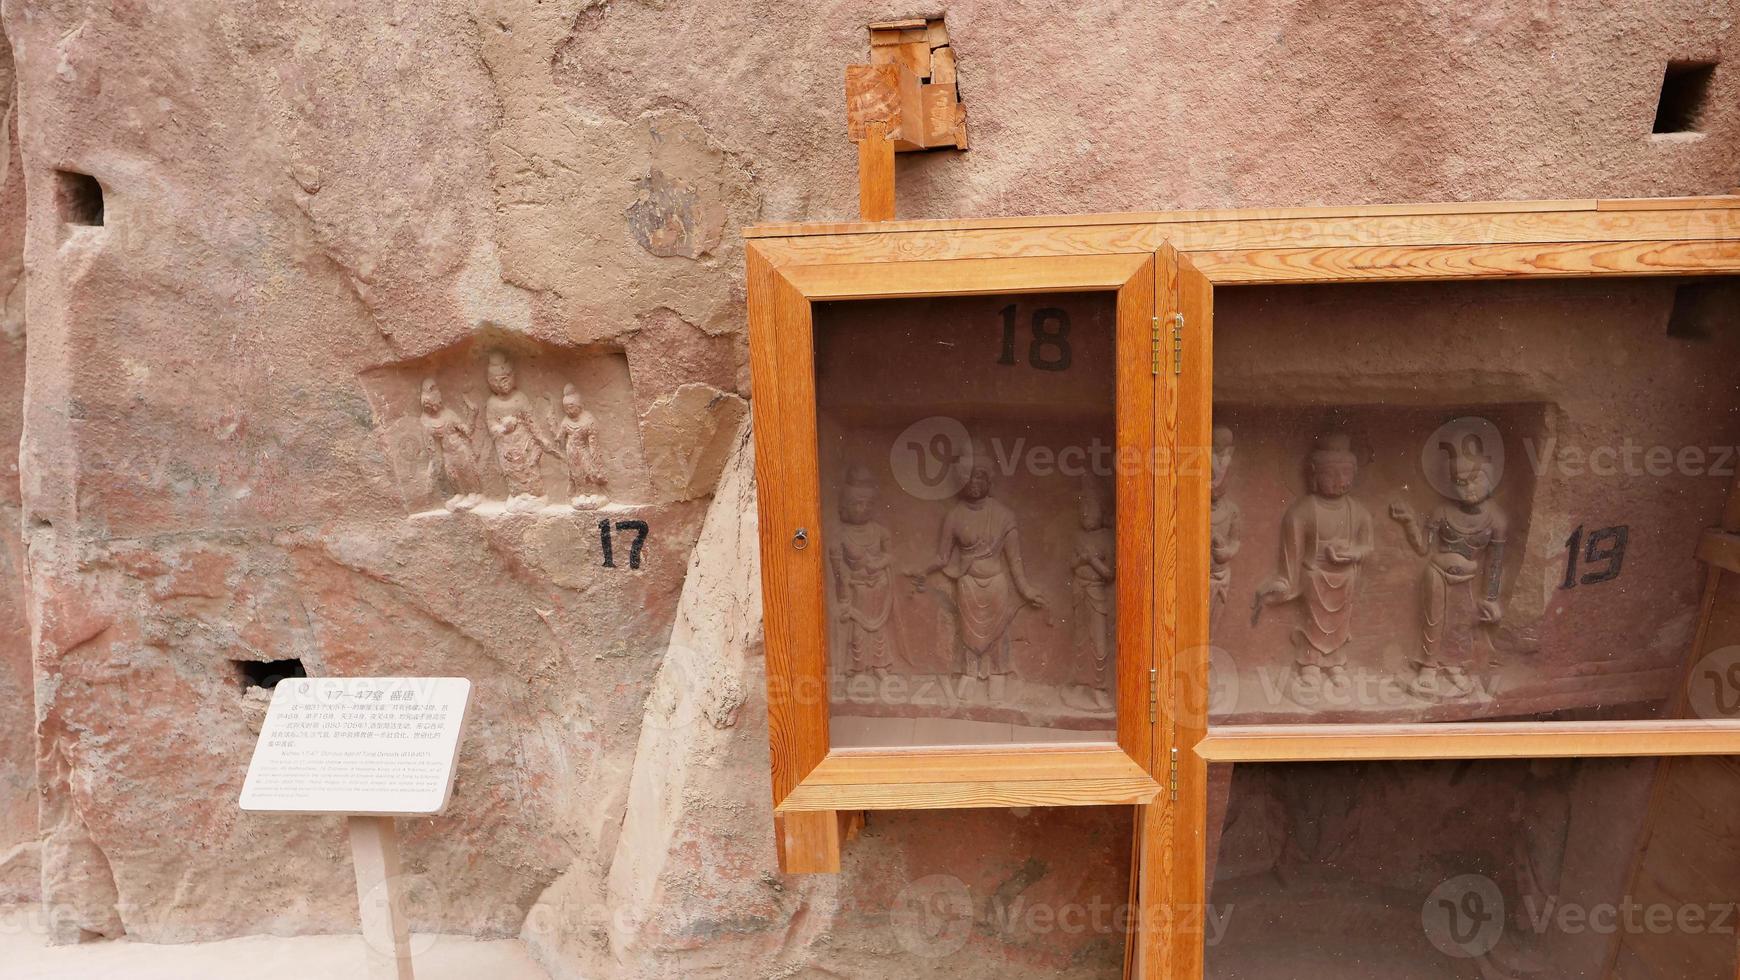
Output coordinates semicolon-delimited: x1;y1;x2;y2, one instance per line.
1209;498;1241;635
937;498;1024;677
1271;495;1373;667
559;412;606;493
1417;505;1507;670
487;394;544;497
424;411;481;494
1071;526;1115;690
830;522;898;674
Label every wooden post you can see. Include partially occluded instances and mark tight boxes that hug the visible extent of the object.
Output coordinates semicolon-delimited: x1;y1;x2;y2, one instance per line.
858;120;896;221
349;815;415;980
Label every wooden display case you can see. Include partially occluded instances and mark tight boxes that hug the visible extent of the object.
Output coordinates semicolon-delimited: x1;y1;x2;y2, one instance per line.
746;196;1740;979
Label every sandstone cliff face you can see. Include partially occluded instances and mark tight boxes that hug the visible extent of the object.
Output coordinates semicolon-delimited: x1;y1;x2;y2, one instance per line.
0;27;29;907
0;0;1732;975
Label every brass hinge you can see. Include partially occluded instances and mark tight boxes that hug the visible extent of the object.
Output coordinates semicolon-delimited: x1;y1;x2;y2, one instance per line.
1148;667;1158;723
1149;315;1161;376
1168;747;1179;802
1171;312;1184;375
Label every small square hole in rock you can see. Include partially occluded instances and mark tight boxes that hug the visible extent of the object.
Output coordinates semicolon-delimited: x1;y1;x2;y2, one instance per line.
1653;61;1716;134
233;657;306;691
54;170;104;226
1666;279;1737;340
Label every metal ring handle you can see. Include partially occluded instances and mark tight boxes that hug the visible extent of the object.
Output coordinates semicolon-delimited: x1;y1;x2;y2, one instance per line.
792;527;809;551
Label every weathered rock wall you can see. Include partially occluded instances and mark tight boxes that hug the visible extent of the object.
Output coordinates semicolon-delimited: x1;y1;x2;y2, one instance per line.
0;21;31;906
0;0;1733;976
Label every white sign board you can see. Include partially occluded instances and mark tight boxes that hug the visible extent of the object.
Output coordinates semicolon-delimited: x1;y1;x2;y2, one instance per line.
240;677;472;816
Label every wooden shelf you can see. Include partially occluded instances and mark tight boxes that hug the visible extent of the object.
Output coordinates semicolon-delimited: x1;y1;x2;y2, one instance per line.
776;744;1160;811
1195;720;1740;763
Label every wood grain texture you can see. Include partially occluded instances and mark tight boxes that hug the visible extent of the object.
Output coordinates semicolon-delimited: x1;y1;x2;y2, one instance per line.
1195;721;1740;762
1124;804;1142;980
752;207;1740;273
746;245;797;802
1131;801;1160;979
768;268;830;798
748;248;842;871
779;778;1160;811
869;38;930;80
805;744;1154;781
1187;238;1740;283
753;224;1162;270
744;197;1617;239
1597;195;1740;210
747;250;830;807
777;747;1160;811
856;121;896;221
1115;256;1158;768
868;18;926;31
1158;250;1215;980
846;65;923;150
778;252;1153;300
774;811;842;873
1150;244;1182;780
1126;244;1184;980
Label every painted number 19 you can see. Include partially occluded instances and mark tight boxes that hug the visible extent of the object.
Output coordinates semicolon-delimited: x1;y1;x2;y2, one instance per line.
1561;524;1627;589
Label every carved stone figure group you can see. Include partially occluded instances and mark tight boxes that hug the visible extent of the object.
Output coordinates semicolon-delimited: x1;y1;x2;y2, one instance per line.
419;351;609;512
828;443;1115;712
1225;422;1511;705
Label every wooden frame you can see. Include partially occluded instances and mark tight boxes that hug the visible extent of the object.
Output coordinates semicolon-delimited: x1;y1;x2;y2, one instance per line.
748;247;1164;874
746;195;1740;971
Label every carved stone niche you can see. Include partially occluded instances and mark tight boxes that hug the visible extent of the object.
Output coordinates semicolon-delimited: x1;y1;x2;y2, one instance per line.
812;293;1121;744
361;331;651;517
1213;402;1551;722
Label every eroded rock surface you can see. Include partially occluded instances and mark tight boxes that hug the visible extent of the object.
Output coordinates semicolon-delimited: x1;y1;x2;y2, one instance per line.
0;0;1733;976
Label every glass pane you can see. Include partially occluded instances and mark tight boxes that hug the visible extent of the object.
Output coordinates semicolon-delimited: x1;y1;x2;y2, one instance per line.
862;806;1132;974
1205;757;1740;979
813;292;1120;748
1206;277;1740;723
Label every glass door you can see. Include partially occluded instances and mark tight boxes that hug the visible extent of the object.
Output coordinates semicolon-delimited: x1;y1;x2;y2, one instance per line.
1178;272;1740;978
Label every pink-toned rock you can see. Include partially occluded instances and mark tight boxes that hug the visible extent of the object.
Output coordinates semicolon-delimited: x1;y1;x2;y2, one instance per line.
0;27;30;905
0;1;1732;977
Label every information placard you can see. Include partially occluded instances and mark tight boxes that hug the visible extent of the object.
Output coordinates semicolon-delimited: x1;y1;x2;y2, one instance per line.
240;676;472;816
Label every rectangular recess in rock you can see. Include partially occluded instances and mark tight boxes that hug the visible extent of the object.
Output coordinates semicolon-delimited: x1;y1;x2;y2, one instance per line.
232;657;306;691
53;169;104;226
1653;60;1717;134
1208;277;1740;725
1665;278;1736;339
358;330;650;516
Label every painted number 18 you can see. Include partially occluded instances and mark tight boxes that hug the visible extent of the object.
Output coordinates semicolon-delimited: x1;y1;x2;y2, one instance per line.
997;304;1072;372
